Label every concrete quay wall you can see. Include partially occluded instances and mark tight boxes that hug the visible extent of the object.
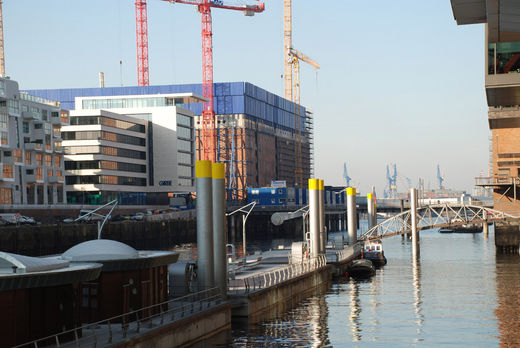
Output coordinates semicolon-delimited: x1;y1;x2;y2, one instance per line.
0;219;196;256
109;303;231;348
231;265;332;324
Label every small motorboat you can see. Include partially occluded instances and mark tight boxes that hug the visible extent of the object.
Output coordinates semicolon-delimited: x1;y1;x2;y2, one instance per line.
346;259;375;278
362;240;387;267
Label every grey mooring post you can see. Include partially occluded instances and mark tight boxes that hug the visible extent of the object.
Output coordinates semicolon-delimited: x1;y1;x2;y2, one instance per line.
319;179;326;254
196;160;214;289
347;187;357;245
372;186;378;228
212;163;226;298
400;199;405;240
367;193;375;230
410;188;420;258
483;209;489;237
309;179;320;258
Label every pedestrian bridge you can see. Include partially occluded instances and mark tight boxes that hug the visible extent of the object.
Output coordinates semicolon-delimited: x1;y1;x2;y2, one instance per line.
359;203;519;241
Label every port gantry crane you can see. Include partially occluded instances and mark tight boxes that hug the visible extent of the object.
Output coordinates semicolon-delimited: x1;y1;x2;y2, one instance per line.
160;0;264;162
283;0;319;188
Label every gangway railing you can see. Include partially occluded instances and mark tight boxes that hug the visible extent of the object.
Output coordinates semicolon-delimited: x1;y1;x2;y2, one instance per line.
228;254;327;294
13;287;223;348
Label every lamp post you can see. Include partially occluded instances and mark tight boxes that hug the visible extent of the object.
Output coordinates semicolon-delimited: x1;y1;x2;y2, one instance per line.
226;201;256;267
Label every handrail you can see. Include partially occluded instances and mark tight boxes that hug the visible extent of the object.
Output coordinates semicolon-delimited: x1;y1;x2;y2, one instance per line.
229;254;327;294
14;287;223;348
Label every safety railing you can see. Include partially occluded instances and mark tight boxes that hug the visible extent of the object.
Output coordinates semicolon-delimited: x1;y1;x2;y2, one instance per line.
228;254;327;294
474;176;520;186
13;287;223;348
326;243;362;263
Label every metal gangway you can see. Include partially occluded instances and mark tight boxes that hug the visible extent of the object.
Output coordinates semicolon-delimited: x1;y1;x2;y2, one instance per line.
360;203;520;241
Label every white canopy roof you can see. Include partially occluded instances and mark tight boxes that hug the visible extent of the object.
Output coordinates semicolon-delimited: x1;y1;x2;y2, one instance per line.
0;252;69;274
62;239;139;262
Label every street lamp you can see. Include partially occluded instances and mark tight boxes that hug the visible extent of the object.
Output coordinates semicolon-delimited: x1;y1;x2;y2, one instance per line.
226;201;256;267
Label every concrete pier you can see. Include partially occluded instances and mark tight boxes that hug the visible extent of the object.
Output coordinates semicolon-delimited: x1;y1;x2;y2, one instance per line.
495;221;520;254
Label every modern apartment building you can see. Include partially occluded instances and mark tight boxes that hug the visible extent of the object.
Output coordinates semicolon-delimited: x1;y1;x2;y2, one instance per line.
0;77;66;205
28;82;313;200
61;93;201;205
451;1;520;251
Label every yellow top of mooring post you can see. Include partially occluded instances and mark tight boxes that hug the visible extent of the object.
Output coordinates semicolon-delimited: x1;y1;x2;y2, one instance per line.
212;163;225;179
347;187;356;196
367;193;373;200
196;160;212;178
309;178;319;190
319;179;324;190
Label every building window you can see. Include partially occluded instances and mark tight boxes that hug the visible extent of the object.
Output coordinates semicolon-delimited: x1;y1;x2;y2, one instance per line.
8;100;19;115
177;152;193;165
13;149;22;163
44;154;52;167
0;131;7;145
178;165;193;178
56;170;62;177
178;178;193;186
2;164;13;178
34;123;43;129
36;153;43;166
178;139;192;152
54;155;61;167
177;126;192;140
42;109;48;121
36;167;43;180
0;187;12;204
47;169;53;177
25;152;31;165
22;121;29;133
0;113;7;129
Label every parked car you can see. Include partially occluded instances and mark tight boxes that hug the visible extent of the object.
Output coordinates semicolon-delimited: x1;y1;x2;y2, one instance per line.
19;216;36;225
111;214;131;222
131;212;145;221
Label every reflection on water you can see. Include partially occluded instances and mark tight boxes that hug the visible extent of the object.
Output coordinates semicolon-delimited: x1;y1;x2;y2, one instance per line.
194;224;520;347
495;253;520;347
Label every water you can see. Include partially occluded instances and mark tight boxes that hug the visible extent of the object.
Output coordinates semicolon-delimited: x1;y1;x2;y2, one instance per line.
197;225;520;347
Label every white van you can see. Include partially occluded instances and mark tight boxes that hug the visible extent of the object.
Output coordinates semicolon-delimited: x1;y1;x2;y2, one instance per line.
0;213;20;225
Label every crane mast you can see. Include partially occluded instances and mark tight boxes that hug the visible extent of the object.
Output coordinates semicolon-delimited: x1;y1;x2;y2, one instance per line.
135;0;150;86
0;0;5;77
283;0;319;188
163;0;264;162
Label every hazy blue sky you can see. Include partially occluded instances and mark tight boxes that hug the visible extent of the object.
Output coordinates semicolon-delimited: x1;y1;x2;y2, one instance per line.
4;0;488;195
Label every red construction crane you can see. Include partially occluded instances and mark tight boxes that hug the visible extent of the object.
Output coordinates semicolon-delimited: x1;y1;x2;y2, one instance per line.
162;0;264;162
135;0;150;86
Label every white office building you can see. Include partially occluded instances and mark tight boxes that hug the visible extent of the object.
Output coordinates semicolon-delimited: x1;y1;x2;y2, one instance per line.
62;93;203;205
0;77;67;205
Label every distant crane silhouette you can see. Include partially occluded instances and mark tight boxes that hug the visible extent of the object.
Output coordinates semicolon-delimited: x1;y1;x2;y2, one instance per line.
437;164;445;190
384;164;398;198
343;163;352;187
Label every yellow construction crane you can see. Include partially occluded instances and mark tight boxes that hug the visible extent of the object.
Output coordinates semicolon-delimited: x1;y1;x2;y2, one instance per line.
0;0;4;76
283;0;319;187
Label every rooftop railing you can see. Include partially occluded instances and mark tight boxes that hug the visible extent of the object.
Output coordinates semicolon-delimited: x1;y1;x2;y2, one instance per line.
474;176;520;186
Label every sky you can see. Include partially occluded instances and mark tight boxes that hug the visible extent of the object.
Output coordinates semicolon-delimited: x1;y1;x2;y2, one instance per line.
4;0;489;196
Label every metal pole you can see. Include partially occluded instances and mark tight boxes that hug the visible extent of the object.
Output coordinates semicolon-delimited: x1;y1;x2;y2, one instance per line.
367;193;374;230
483;209;489;237
309;179;320;258
242;215;247;266
372;186;377;227
347;187;357;245
196;160;214;288
400;199;405;240
318;179;325;254
212;163;226;298
410;188;419;258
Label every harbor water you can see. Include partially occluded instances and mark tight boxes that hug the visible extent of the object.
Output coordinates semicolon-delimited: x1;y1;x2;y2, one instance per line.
196;224;520;347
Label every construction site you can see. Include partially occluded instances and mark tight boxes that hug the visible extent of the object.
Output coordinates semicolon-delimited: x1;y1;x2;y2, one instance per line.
17;0;319;203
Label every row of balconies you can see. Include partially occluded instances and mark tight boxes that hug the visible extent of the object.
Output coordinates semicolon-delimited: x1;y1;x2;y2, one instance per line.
0;164;64;183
